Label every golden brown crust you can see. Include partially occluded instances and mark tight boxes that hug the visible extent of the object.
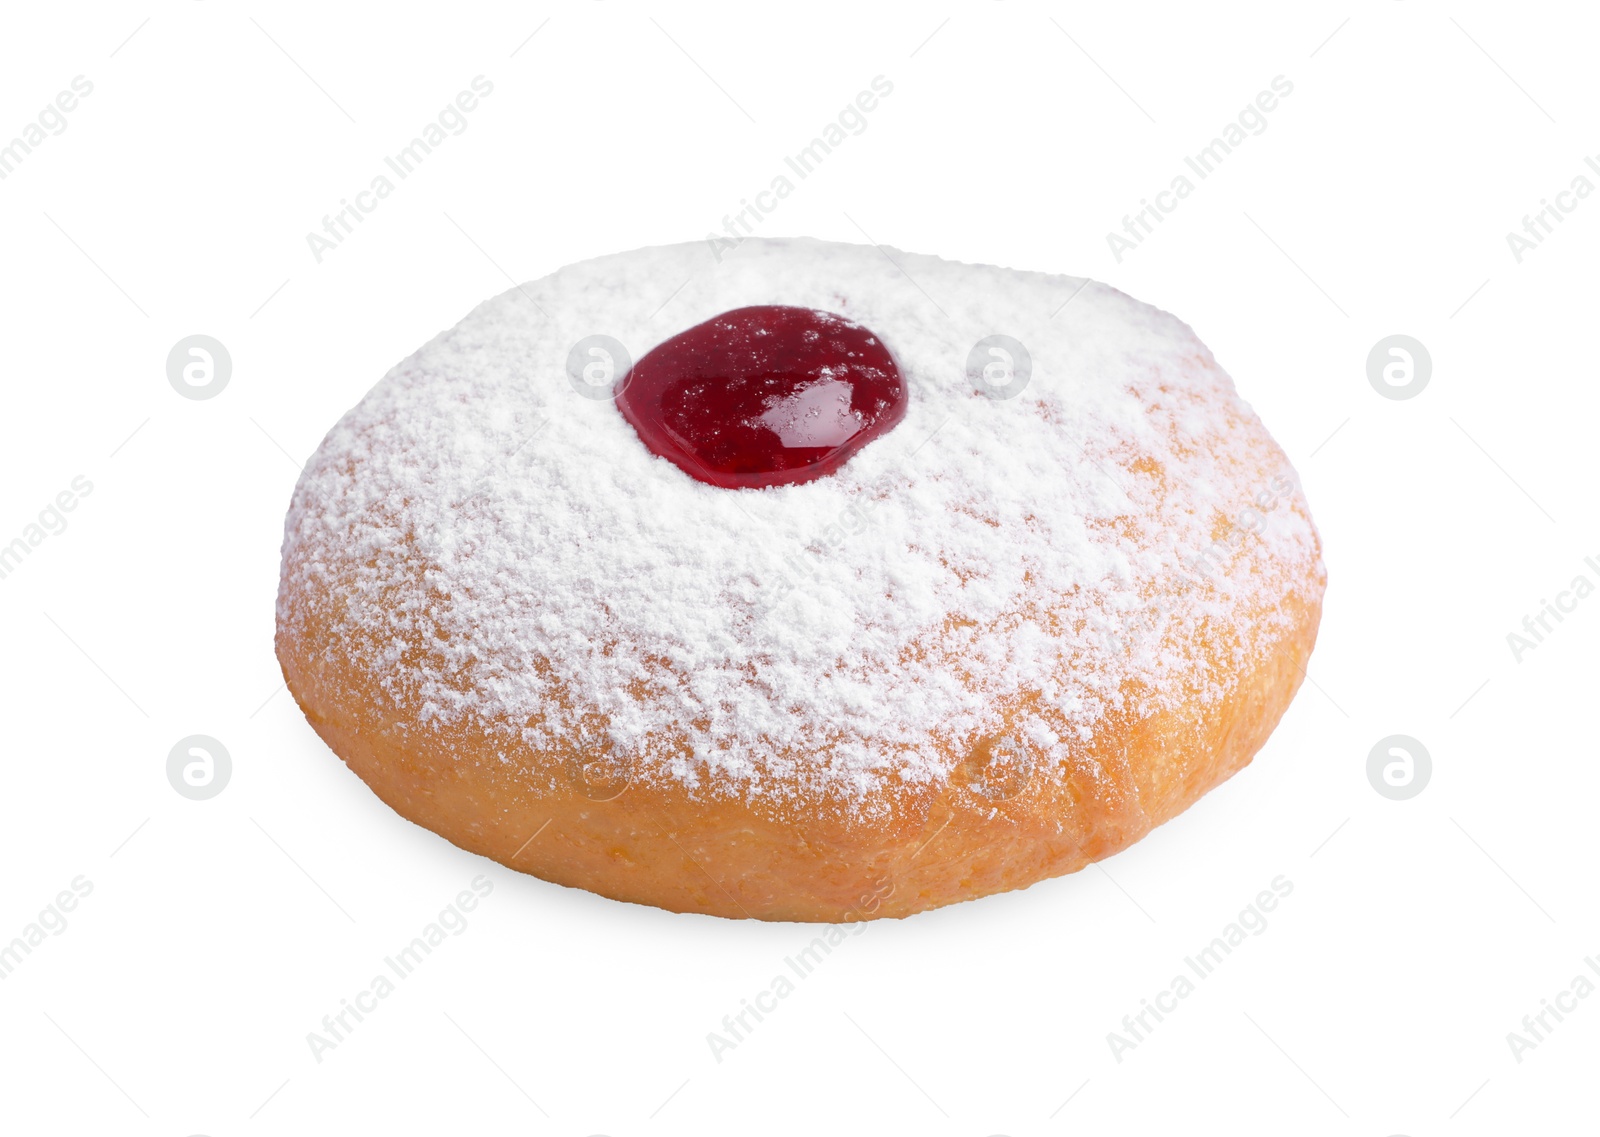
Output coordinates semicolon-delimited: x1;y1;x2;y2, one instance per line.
276;558;1321;922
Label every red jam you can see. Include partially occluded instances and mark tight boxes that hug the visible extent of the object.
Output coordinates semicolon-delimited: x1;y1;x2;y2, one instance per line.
614;305;905;489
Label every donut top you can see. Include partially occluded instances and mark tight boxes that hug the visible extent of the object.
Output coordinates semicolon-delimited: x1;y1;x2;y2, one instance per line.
278;238;1323;819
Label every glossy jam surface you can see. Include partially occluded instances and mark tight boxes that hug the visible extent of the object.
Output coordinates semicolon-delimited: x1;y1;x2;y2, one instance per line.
615;305;905;489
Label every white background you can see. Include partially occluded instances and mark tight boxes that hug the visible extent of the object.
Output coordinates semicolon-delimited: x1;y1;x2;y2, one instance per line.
1;1;1595;1133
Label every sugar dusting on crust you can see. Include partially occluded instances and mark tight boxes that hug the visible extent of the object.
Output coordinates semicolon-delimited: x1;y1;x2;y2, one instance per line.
276;238;1325;819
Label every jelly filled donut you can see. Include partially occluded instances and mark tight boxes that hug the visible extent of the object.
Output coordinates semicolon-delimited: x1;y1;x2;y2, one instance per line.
275;237;1324;921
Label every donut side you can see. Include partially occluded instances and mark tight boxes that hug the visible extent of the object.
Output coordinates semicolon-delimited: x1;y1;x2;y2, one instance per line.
275;453;1323;923
276;576;1319;922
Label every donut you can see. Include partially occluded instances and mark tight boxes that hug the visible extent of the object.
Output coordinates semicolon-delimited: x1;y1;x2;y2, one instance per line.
275;237;1325;922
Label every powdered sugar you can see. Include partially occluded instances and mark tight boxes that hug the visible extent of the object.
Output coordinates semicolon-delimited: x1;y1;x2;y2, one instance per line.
277;238;1323;819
